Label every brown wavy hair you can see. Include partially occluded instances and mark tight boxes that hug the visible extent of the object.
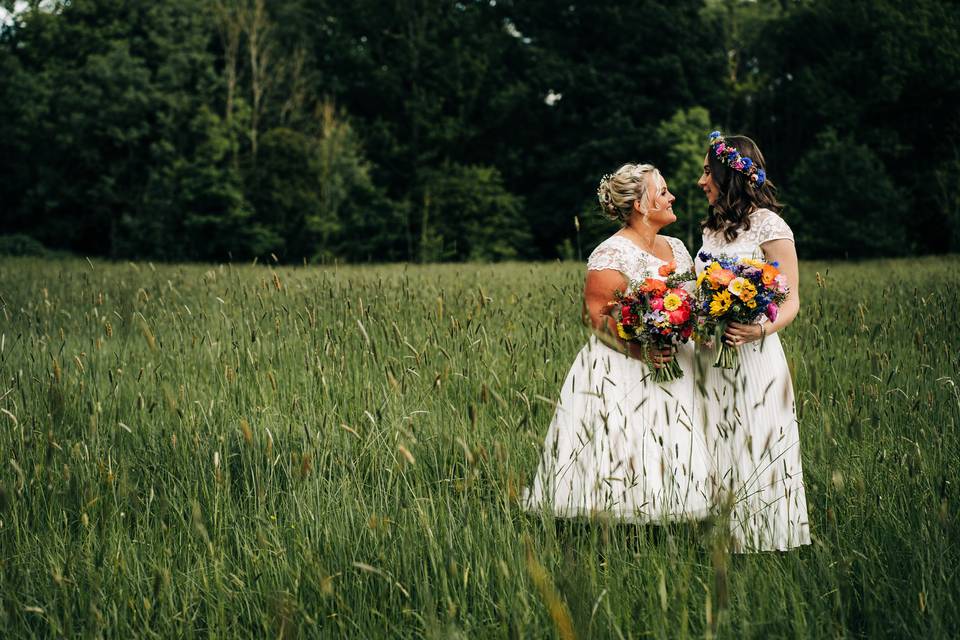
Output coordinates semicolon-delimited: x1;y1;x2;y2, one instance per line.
701;134;783;242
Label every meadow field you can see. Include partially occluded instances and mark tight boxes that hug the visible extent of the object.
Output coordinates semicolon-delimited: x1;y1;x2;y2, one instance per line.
1;255;958;638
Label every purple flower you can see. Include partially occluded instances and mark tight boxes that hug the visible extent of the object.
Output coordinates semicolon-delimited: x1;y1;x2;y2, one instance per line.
716;143;726;154
644;311;667;325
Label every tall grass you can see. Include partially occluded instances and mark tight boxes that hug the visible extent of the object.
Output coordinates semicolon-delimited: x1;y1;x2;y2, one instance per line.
0;255;958;638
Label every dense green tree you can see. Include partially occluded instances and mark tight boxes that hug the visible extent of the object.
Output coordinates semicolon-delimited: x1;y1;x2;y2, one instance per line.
0;0;957;261
743;0;960;254
0;0;226;257
496;0;728;257
655;106;714;249
417;164;530;262
134;106;275;261
789;129;908;259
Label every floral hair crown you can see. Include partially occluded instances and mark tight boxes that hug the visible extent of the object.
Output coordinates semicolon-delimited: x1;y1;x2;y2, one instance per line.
708;131;766;188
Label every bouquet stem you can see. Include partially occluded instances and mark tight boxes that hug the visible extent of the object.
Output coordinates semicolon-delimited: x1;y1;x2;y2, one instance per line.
652;357;684;383
713;341;738;369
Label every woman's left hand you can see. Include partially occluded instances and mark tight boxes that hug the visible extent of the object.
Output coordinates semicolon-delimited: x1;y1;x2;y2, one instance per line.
724;322;764;346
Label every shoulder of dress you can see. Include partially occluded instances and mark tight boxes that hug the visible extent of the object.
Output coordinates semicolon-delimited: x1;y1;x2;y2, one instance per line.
750;208;777;220
750;208;794;244
587;235;634;272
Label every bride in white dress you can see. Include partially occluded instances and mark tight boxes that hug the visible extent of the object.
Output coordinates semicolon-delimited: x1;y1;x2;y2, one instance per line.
695;132;811;552
524;163;711;523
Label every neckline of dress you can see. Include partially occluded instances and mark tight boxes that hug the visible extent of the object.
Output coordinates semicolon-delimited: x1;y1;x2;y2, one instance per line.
610;234;676;264
706;207;771;237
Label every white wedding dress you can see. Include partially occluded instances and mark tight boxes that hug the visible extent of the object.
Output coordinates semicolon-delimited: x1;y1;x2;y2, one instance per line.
695;208;811;552
524;235;712;522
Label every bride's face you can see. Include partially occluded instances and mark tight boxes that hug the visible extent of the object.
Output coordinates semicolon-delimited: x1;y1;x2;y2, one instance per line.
643;174;677;226
697;154;719;205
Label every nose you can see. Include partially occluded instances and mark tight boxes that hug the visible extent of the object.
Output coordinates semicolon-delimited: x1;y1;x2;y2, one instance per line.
697;174;706;187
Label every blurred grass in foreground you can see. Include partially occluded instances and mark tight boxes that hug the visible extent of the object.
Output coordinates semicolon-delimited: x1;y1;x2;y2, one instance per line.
0;255;958;638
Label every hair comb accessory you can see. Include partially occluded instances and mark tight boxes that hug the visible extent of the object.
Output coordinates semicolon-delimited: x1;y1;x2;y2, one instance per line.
597;173;614;205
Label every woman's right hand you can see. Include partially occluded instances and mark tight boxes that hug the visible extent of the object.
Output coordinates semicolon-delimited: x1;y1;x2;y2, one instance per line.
628;343;674;368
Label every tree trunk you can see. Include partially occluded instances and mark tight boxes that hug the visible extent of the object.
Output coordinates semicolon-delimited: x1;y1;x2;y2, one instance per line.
243;0;272;161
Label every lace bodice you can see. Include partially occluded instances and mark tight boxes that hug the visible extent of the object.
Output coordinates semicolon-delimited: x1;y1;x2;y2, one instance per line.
587;235;693;283
695;208;793;274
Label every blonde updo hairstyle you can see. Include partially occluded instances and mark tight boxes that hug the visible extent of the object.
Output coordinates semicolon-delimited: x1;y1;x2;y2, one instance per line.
596;163;660;225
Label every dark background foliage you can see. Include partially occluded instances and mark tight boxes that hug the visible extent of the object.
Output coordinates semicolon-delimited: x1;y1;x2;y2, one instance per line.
1;0;957;262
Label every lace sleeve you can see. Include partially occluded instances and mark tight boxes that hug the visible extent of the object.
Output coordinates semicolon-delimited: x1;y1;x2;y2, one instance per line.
586;244;626;273
754;210;794;244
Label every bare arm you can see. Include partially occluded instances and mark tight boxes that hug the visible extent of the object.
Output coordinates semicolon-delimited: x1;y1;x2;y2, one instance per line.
724;238;800;344
759;238;800;334
584;268;628;333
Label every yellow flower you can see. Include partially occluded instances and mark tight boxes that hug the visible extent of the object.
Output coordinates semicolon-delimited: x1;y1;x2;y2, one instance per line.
746;299;757;309
696;271;707;288
705;262;720;274
617;323;631;340
663;292;682;311
739;281;757;301
709;290;732;316
743;258;765;268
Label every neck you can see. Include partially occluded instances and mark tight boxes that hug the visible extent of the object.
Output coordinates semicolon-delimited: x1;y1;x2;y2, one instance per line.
624;220;659;249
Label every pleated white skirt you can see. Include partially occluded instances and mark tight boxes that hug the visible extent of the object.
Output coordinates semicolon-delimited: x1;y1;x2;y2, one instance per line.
697;333;812;552
523;336;713;523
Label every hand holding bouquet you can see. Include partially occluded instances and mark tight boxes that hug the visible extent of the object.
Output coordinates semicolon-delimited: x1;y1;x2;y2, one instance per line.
604;261;696;382
694;252;789;369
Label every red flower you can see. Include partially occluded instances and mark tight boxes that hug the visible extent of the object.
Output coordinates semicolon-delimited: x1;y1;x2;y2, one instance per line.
658;261;676;277
667;306;690;324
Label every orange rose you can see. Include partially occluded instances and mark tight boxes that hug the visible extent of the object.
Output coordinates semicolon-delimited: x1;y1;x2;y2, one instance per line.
658;261;676;277
708;268;735;288
638;278;668;296
761;264;779;286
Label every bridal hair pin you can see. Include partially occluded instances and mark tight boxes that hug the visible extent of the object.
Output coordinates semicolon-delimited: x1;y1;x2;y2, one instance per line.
708;131;766;188
597;173;614;205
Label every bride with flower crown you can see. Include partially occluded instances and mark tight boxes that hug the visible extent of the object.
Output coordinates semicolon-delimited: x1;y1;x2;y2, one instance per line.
694;132;811;552
523;163;711;523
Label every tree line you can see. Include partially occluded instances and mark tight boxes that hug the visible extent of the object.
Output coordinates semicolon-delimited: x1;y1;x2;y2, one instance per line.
1;0;957;263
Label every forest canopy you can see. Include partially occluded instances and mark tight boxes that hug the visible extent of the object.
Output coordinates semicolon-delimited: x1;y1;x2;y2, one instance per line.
1;0;957;262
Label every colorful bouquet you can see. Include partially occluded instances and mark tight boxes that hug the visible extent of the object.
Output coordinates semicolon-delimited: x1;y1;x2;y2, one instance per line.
694;252;789;369
604;261;696;382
